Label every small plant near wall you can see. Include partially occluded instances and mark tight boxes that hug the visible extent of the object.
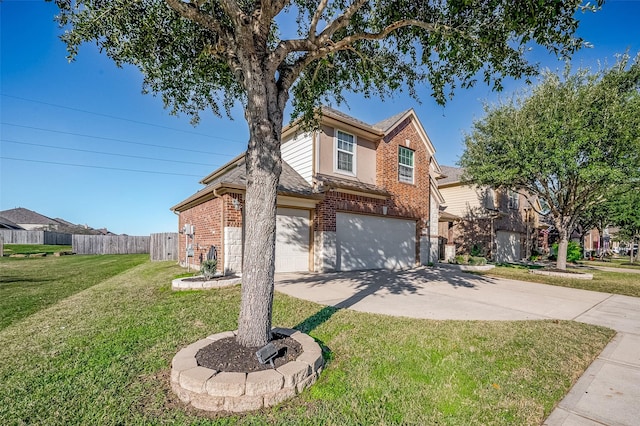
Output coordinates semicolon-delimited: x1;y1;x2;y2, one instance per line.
469;256;487;266
200;259;217;279
470;244;484;257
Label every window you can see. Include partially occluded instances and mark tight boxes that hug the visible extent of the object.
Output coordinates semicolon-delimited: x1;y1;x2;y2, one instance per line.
508;190;519;209
484;189;496;210
398;146;414;183
336;130;355;173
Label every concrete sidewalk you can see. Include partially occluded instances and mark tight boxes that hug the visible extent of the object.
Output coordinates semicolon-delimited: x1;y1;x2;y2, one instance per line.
275;266;640;426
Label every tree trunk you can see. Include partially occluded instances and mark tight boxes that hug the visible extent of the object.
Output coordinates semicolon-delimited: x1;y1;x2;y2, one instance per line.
235;68;286;347
556;236;568;270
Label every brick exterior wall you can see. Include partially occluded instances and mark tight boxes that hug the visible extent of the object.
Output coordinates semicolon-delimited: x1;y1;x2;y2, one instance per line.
177;192;244;269
314;191;390;232
376;116;432;260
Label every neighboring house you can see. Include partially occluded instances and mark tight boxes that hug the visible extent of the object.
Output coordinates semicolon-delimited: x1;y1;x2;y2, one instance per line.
0;215;25;230
171;107;444;273
0;207;60;231
437;166;541;263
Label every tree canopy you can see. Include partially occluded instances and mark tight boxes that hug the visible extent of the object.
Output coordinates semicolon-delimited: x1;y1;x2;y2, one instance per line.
52;0;608;346
460;53;640;269
53;0;598;125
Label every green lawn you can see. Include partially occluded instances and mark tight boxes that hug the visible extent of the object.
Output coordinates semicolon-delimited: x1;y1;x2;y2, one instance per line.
2;244;73;256
0;256;614;425
475;264;640;297
0;253;148;329
579;259;640;270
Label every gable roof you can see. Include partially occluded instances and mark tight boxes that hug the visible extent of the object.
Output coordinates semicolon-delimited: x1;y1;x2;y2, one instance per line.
372;109;412;133
0;207;57;226
438;165;465;186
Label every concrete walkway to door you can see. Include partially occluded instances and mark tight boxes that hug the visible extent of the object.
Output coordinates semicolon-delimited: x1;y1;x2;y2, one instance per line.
274;266;640;426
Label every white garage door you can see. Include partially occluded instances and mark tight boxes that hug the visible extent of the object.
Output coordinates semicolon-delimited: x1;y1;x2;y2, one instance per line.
336;213;416;271
495;230;521;263
275;208;310;272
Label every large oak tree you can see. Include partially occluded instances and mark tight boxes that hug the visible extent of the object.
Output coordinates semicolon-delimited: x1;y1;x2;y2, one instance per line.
460;54;640;270
53;0;603;346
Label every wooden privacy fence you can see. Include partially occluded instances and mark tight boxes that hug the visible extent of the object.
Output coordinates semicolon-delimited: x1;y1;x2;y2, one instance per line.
0;230;72;245
72;235;150;255
150;232;179;261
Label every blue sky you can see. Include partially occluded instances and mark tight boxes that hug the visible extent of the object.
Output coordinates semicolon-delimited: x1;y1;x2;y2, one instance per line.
1;1;639;235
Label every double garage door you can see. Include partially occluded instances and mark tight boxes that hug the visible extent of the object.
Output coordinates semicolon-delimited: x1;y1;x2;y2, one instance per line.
336;213;416;271
274;210;417;272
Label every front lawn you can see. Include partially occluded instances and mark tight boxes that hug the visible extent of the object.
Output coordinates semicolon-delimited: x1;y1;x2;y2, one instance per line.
0;257;614;425
474;264;640;297
0;253;148;329
579;259;640;270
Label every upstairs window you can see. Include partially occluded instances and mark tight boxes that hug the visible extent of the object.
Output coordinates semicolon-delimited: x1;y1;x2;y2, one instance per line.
336;130;355;173
484;189;496;210
398;146;414;183
508;190;519;209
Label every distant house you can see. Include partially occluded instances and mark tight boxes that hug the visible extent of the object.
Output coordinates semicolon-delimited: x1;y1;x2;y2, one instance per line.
0;215;24;230
0;207;114;235
437;166;542;263
0;207;60;231
171;107;444;273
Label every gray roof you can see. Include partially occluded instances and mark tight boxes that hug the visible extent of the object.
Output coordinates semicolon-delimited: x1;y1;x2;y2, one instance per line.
0;207;56;225
321;106;374;130
204;157;314;196
373;109;412;133
0;215;24;230
438;166;465;186
322;106;412;135
314;173;389;196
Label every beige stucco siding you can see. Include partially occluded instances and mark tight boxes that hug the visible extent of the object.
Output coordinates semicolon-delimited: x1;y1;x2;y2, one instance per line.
317;124;376;184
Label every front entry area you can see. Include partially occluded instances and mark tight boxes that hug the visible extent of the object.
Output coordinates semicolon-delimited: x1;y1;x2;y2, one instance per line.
275;207;310;272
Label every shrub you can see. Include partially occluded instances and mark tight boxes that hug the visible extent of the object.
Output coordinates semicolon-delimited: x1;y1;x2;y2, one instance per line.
551;241;582;263
200;259;217;279
469;256;487;266
470;244;483;257
453;255;470;265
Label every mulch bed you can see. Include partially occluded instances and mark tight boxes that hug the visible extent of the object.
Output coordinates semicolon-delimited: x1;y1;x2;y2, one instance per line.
182;275;240;282
196;334;303;372
542;268;585;274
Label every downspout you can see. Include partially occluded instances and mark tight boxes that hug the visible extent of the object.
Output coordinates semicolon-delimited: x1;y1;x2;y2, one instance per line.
172;209;181;266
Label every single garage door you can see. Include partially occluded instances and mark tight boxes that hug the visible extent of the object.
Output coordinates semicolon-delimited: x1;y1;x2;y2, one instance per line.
275;207;310;272
495;230;521;263
336;213;416;271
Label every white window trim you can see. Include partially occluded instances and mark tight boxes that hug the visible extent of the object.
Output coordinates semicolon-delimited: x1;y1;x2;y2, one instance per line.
398;146;415;184
334;129;357;176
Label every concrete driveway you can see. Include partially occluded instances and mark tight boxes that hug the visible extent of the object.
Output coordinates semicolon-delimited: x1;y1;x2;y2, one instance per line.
275;265;640;426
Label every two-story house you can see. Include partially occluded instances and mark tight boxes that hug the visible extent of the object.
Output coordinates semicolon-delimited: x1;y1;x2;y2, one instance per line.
437;165;541;263
171;107;443;273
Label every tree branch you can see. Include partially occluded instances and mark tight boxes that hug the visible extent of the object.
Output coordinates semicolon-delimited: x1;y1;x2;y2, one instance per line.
280;18;451;88
309;0;329;42
164;0;224;34
315;0;368;45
